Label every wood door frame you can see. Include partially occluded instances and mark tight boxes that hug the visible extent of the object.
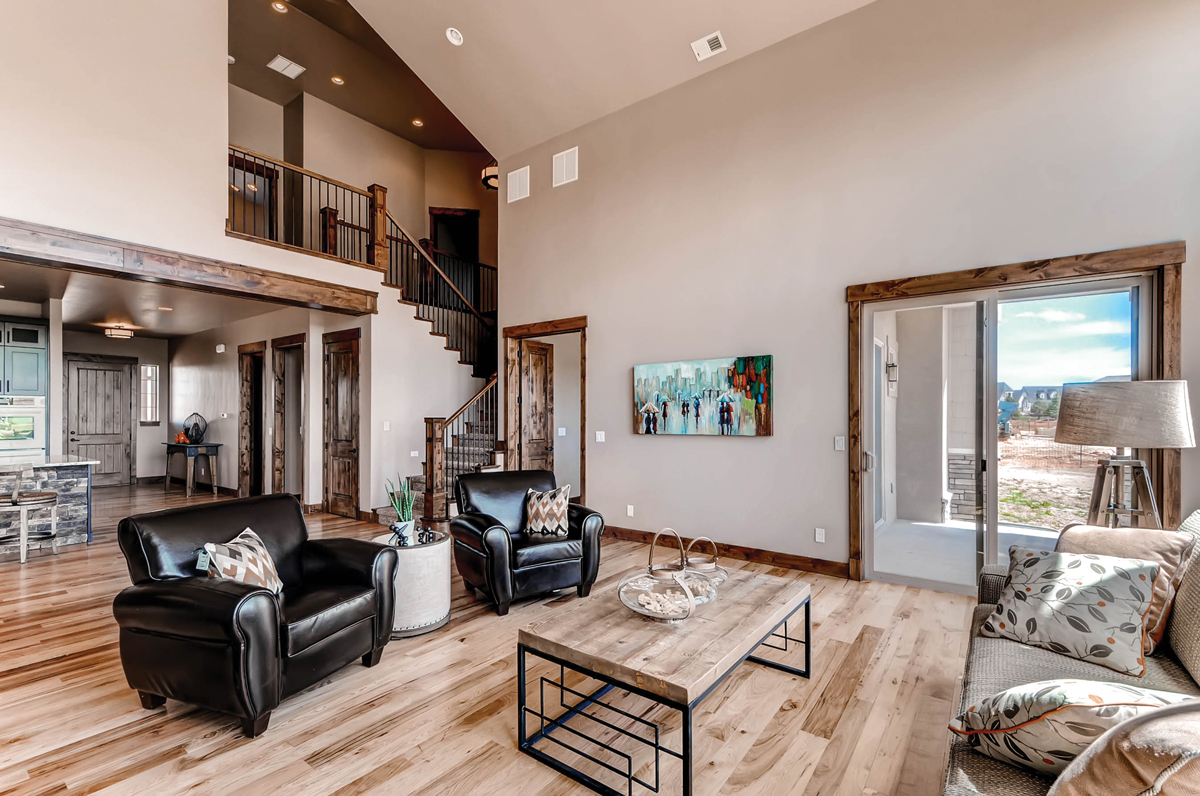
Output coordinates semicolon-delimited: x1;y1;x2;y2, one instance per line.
271;333;305;497
63;353;138;486
238;341;267;499
503;316;587;504
846;241;1185;581
323;328;361;517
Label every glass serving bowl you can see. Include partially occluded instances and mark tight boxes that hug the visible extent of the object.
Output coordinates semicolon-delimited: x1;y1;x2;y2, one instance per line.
617;529;718;621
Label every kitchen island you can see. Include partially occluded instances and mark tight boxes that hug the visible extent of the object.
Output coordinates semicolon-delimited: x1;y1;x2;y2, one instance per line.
0;457;97;558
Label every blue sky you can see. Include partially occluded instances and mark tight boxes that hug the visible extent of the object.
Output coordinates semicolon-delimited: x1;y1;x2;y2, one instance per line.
997;291;1132;389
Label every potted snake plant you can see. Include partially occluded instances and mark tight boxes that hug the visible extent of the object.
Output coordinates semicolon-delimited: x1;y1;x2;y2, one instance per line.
385;476;417;546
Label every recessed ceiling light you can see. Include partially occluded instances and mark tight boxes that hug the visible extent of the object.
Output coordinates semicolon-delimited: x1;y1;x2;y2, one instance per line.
228;55;236;65
446;27;463;46
412;119;424;127
246;183;258;192
229;183;240;192
331;76;345;85
271;2;288;12
158;307;173;312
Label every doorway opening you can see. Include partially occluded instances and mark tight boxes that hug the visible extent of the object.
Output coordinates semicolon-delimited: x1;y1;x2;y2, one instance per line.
238;342;266;498
272;334;305;498
503;317;587;504
428;207;480;263
323;328;360;519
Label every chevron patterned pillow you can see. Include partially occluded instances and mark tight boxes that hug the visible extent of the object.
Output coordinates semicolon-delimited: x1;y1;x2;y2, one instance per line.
524;485;571;538
203;528;284;593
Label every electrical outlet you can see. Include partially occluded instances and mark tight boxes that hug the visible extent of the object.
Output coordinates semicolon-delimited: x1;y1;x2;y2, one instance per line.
383;421;391;431
627;505;634;517
410;450;419;457
815;527;826;543
558;427;566;437
596;431;605;442
834;436;846;451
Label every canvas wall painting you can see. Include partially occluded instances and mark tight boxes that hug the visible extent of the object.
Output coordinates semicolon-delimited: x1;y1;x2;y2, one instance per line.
633;355;772;436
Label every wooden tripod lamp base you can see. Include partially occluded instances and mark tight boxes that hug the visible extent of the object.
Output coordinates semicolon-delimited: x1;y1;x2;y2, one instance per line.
1085;457;1161;529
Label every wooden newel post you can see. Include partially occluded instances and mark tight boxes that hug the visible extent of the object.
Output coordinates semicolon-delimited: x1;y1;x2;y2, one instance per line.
423;417;448;524
367;183;388;269
319;206;338;256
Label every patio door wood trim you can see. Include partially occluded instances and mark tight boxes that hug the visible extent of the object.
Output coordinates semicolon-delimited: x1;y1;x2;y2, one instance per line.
846;241;1186;582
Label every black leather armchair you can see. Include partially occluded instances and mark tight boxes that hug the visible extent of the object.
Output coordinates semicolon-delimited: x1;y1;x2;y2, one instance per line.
450;470;603;615
113;494;397;737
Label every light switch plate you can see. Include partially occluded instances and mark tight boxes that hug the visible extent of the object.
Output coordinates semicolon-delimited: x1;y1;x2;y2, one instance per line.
815;527;826;543
558;427;566;437
596;431;605;442
627;505;634;517
383;421;391;431
835;436;846;451
410;450;419;457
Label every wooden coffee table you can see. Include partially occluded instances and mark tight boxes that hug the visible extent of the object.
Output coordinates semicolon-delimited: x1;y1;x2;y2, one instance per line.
517;568;811;795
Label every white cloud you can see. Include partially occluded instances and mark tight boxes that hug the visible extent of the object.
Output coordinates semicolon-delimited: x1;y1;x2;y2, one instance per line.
999;345;1131;388
1014;309;1086;323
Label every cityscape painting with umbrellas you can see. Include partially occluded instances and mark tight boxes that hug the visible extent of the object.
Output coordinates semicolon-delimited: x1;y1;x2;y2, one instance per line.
632;355;773;436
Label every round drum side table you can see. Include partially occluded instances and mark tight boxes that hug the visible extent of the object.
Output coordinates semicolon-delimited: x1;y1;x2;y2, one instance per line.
371;531;452;638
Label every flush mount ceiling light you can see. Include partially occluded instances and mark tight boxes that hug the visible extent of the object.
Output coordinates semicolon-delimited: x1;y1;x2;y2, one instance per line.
157;306;173;312
105;325;134;339
229;183;240;192
480;158;498;190
227;55;236;65
412;119;424;127
266;54;306;79
271;2;288;12
246;183;258;192
331;76;345;85
446;27;463;46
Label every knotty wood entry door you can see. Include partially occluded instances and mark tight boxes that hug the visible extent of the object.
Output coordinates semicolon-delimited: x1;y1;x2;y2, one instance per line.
323;330;360;518
519;340;553;471
66;356;135;487
238;342;266;498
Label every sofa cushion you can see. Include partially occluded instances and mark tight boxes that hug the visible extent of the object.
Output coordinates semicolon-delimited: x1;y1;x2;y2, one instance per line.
283;584;375;656
1048;699;1200;796
1165;511;1200;683
981;547;1159;676
1057;524;1196;654
949;679;1194;777
943;605;1200;796
514;538;583;569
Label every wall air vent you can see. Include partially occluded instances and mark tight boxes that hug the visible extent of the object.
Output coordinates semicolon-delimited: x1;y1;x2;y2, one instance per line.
266;54;306;79
552;147;578;187
690;31;727;62
508;166;530;203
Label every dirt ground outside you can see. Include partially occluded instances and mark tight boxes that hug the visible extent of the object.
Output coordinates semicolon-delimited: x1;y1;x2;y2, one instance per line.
997;435;1111;530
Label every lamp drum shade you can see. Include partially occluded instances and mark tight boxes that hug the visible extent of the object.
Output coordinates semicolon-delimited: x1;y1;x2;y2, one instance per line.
1055;381;1195;449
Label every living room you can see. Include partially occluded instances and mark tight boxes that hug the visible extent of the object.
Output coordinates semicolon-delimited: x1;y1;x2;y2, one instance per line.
2;0;1200;794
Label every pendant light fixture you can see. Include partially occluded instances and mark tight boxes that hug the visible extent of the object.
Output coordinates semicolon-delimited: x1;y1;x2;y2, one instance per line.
481;158;498;190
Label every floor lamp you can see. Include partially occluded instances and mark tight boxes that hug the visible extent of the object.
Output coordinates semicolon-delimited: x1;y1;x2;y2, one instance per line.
1055;380;1195;529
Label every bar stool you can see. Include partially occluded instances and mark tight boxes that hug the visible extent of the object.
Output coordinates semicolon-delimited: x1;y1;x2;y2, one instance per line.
0;464;59;564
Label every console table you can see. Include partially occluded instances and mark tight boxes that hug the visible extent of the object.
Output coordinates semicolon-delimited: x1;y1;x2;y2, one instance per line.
517;568;811;795
163;443;221;498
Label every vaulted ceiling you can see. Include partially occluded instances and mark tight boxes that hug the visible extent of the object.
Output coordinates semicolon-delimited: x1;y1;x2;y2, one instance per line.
350;0;877;159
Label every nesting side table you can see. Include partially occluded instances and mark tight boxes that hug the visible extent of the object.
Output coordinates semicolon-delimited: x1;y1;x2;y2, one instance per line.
371;530;452;637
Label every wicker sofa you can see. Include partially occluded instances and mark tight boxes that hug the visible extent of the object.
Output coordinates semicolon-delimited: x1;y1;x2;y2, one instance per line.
943;512;1200;795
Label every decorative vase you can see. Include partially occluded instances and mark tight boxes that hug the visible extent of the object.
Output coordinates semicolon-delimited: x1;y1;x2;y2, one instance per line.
390;520;415;547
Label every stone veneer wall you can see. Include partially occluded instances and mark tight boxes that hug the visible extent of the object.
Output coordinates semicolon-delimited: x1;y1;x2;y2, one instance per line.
0;464;90;556
948;452;977;522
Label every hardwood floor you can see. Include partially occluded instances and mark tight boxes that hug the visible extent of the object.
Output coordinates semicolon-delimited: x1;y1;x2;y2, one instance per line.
0;485;976;795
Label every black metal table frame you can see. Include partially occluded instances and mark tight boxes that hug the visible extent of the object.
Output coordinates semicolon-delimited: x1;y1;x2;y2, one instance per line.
518;596;810;796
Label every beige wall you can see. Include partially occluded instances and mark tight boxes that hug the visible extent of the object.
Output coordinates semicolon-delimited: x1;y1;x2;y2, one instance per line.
63;331;169;479
497;0;1200;564
0;3;481;513
894;308;946;523
425;150;499;266
228;84;283;159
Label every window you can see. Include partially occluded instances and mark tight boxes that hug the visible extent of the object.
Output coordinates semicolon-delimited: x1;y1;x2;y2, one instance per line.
140;364;159;424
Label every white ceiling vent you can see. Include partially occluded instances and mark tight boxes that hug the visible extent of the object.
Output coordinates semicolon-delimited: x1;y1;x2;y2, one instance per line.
690;31;727;62
266;54;306;79
507;166;530;203
552;147;578;187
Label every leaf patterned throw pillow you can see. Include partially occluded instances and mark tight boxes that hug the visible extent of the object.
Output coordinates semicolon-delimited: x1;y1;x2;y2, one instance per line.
981;547;1160;676
950;679;1194;776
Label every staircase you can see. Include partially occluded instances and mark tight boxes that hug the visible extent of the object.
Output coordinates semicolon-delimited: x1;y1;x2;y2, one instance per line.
225;145;503;523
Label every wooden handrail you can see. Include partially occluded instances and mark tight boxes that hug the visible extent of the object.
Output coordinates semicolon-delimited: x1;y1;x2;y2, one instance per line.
445;377;498;426
229;145;372;198
386;210;490;323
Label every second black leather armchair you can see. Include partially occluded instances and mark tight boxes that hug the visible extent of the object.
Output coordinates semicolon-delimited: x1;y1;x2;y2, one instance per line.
450;470;603;615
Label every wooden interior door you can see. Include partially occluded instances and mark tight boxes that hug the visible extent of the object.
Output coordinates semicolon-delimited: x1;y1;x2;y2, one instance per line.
519;340;554;471
66;357;134;487
238;343;266;498
323;330;360;518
